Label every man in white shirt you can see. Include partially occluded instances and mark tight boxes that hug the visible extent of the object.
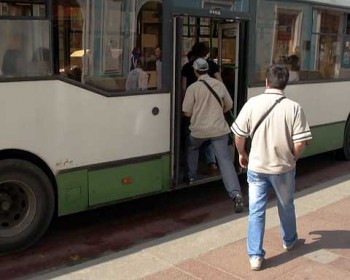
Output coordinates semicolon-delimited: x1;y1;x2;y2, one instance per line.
232;64;312;271
183;58;244;213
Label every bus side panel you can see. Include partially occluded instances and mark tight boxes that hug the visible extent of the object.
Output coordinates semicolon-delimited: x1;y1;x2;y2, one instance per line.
161;155;171;192
56;155;171;216
56;170;89;216
88;156;167;206
303;122;346;157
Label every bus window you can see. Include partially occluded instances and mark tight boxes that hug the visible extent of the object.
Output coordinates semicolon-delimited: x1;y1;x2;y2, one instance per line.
0;1;46;17
0;0;51;78
254;3;305;83
339;14;350;79
311;10;343;80
0;20;51;78
56;0;163;93
137;2;162;90
254;1;350;83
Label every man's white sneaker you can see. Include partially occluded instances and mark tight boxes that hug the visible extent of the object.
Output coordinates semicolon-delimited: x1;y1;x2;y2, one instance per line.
283;239;297;251
249;256;263;271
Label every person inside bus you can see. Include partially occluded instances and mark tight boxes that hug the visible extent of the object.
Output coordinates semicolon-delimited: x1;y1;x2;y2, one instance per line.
287;54;300;82
125;59;149;91
181;42;223;175
182;58;244;213
154;46;162;89
30;47;51;76
130;47;141;71
1;49;24;76
182;42;222;94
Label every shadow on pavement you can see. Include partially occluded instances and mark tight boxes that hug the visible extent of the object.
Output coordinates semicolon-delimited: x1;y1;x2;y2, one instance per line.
264;230;350;269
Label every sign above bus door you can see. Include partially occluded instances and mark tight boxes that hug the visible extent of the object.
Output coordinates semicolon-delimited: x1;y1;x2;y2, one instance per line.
209;9;221;16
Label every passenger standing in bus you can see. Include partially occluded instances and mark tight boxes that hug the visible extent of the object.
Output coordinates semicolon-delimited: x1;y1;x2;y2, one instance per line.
130;47;141;71
231;64;312;271
288;54;300;82
126;59;149;91
155;46;162;89
182;58;244;213
181;42;223;95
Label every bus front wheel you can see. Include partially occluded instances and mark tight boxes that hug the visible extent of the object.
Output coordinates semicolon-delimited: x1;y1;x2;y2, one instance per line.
0;159;54;253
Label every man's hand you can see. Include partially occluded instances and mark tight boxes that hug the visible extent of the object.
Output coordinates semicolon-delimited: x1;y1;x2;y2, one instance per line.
239;153;249;169
293;141;307;161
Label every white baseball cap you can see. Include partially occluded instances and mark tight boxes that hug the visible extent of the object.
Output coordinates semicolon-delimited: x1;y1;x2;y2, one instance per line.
193;58;209;71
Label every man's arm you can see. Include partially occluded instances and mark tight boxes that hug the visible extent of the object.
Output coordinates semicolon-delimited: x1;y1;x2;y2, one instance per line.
293;141;307;161
181;77;187;101
223;105;232;113
235;135;249;168
182;86;194;118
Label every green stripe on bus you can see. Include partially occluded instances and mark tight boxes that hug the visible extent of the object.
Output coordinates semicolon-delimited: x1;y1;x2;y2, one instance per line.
303;122;346;157
57;155;170;216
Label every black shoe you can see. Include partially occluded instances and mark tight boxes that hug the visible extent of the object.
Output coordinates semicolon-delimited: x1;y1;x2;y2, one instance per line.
233;194;244;213
185;176;196;185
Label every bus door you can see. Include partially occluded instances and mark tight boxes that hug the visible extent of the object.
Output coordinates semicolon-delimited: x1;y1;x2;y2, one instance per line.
172;17;245;189
217;22;240;123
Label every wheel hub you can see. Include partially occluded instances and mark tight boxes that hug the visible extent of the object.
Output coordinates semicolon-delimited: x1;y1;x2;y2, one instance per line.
0;181;36;237
0;193;12;212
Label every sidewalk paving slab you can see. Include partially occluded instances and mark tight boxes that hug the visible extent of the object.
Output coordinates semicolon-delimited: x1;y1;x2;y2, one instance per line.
32;174;350;280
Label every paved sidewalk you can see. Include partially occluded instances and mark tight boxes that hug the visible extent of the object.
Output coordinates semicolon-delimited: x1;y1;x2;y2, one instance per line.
33;174;350;280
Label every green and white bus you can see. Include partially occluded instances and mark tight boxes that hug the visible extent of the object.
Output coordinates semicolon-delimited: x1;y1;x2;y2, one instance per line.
0;0;349;252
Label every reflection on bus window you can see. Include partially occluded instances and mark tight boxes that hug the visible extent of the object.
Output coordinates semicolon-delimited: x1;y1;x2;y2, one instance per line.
255;1;350;83
56;0;163;93
312;10;342;80
0;1;46;17
0;20;51;78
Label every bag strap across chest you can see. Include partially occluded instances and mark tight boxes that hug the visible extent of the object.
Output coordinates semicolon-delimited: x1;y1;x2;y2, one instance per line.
199;79;222;107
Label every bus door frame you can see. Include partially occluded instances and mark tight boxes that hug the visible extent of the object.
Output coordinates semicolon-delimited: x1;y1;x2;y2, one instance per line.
217;22;240;117
171;15;249;189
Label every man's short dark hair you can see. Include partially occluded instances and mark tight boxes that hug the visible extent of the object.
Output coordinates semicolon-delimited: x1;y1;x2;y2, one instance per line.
195;69;208;75
266;64;289;90
192;42;209;58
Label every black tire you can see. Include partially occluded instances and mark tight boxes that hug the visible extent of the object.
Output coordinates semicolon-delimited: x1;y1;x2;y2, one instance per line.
344;120;350;160
0;159;54;253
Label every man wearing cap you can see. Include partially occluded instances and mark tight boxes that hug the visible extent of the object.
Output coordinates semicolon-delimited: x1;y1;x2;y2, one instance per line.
182;58;244;213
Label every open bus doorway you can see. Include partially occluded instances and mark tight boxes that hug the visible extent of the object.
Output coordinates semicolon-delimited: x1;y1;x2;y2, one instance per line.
173;17;243;188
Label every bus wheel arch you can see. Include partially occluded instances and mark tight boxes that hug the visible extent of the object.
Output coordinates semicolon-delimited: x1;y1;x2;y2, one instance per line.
0;153;56;253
